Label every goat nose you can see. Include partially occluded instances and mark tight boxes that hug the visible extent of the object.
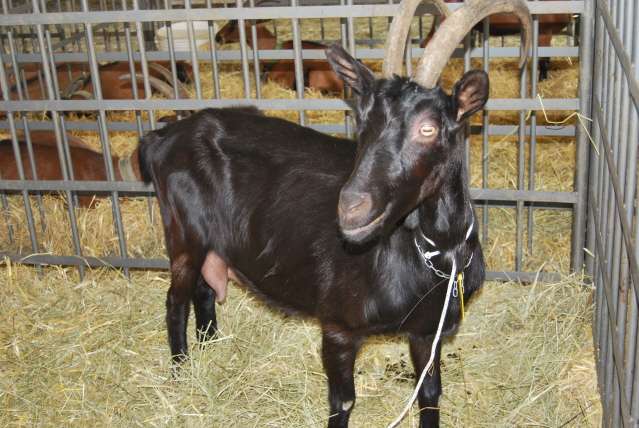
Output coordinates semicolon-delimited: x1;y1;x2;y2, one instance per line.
338;191;373;227
215;34;223;44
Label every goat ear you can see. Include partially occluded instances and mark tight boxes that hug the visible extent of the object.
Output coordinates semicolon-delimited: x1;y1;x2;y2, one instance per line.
452;70;489;123
325;44;374;95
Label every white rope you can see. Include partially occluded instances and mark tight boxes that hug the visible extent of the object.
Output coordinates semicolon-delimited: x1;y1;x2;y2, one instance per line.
386;258;457;428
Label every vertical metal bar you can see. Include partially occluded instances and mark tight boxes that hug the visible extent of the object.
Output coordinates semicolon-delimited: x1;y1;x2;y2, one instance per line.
588;6;604;386
236;0;251;98
132;0;156;130
515;30;528;272
205;6;221;99
2;16;48;232
0;11;38;268
29;0;86;278
526;1;539;256
481;17;489;245
45;31;77;184
184;0;202;99
610;2;635;425
82;0;129;278
112;0;121;50
162;0;180;101
603;2;623;421
586;4;603;279
290;0;305;126
124;0;145;135
368;16;373;42
249;0;261;98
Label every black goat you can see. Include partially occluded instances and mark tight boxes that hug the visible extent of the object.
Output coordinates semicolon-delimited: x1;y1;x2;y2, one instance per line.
138;1;531;426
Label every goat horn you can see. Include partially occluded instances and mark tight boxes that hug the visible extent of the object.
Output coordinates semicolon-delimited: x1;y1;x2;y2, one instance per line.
414;0;532;88
70;89;93;99
120;72;186;100
148;62;191;99
382;0;450;78
120;72;193;117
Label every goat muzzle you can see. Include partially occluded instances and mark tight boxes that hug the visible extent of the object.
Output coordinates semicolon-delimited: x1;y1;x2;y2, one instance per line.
338;190;375;230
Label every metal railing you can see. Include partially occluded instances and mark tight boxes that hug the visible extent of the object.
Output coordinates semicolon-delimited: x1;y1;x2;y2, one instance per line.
0;1;589;283
586;0;639;425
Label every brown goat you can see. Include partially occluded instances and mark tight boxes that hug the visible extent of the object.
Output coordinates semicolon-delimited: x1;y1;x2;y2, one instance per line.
215;21;343;93
0;132;140;207
7;61;192;101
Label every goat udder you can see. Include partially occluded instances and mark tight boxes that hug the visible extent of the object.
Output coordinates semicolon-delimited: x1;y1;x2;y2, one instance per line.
200;251;231;304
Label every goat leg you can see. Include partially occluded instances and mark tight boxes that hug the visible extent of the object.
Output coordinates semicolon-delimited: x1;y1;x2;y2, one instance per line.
409;334;442;428
167;253;198;364
193;275;218;344
321;326;361;428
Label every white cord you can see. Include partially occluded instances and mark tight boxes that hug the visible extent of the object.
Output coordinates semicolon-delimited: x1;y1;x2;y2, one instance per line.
386;258;457;428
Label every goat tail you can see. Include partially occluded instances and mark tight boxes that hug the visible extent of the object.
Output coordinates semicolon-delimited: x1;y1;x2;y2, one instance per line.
137;133;156;184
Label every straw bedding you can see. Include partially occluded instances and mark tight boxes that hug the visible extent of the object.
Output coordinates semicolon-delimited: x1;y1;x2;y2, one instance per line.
0;263;600;426
0;18;601;426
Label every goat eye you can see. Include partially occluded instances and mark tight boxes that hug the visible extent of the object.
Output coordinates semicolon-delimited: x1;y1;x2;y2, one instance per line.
419;124;436;137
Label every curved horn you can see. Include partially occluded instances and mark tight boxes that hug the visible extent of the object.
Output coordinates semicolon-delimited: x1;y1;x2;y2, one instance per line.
148;62;191;99
119;73;187;100
414;0;532;88
120;73;192;117
382;0;450;78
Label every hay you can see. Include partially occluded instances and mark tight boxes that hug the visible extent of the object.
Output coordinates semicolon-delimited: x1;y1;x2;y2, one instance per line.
0;262;601;426
0;22;599;426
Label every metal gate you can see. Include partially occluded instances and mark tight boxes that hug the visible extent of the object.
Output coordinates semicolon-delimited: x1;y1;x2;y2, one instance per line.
586;0;639;426
0;0;588;281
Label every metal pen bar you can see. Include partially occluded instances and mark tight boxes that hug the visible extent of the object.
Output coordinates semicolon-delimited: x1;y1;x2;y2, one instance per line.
44;30;78;204
597;0;639;112
589;195;634;426
481;17;489;245
162;0;181;101
2;15;49;231
249;0;262;98
515;37;528;272
527;1;539;256
205;0;221;99
291;0;305;126
236;0;251;98
124;0;145;136
0;118;580;137
610;3;631;425
185;0;202;99
0;248;567;284
601;16;617;420
0;96;582;112
597;11;613;415
593;102;639;304
31;0;86;278
2;45;583;63
82;0;129;278
0;4;40;269
0;2;589;26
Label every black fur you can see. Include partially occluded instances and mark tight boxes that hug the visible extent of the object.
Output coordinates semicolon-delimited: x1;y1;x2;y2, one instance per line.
139;44;487;428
